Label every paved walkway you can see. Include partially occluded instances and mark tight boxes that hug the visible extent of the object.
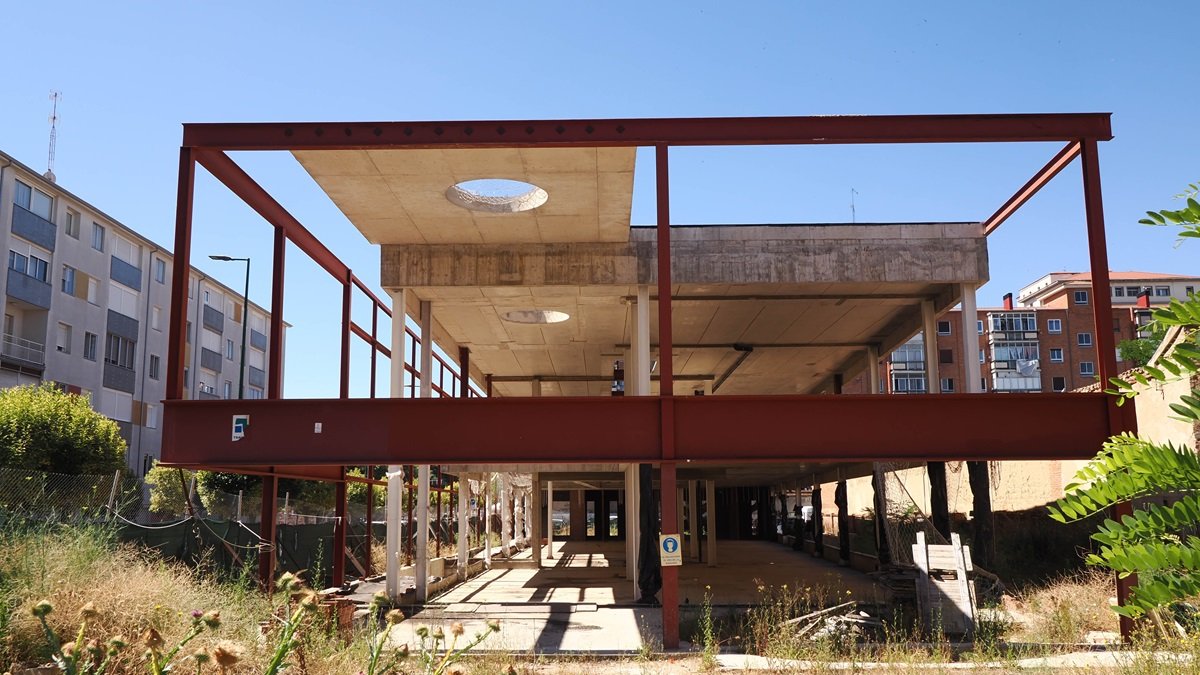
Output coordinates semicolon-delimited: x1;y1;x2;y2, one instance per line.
380;538;884;654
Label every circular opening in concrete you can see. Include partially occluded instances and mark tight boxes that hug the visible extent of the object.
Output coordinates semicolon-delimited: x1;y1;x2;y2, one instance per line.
501;309;571;324
445;179;548;213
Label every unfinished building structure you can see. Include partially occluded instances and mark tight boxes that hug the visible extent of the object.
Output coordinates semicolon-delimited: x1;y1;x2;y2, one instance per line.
160;114;1133;647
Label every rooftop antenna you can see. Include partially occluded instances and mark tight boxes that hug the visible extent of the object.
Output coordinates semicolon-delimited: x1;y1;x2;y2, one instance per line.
45;90;61;183
850;188;858;223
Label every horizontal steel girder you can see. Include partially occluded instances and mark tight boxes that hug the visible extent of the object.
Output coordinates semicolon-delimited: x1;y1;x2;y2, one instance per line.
162;393;1125;466
182;113;1113;151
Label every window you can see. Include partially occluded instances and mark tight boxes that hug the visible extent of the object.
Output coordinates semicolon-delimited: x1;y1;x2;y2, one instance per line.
1155;286;1171;297
1113;286;1125;297
1187;286;1195;297
104;334;136;370
1126;286;1140;297
992;341;1039;361
87;278;98;304
9;249;49;282
936;320;951;335
1080;361;1096;377
65;209;80;238
1113;318;1121;333
61;265;76;294
204;290;211;305
1052;376;1066;392
1047;318;1062;333
991;312;1037;332
83;332;98;361
248;387;264;400
55;323;71;354
940;378;955;393
14;180;52;219
1078;332;1093;347
225;338;235;360
112;235;141;268
151;306;162;331
184;367;190;388
145;404;159;430
980;378;987;392
1116;347;1125;362
976;320;984;335
939;348;953;364
186;321;192;343
891;374;926;393
1049;348;1064;363
108;284;139;319
149;355;160;380
979;349;985;364
1073;290;1089;304
223;381;233;399
91;223;105;251
154;258;166;284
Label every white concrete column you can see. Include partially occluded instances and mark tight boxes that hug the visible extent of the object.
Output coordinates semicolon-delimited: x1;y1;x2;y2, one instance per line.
866;345;881;394
484;473;492;567
961;284;983;393
514;488;526;547
921;299;942;394
532;474;542;567
385;289;407;600
705;479;717;567
415;300;433;601
675;482;686;558
499;474;511;556
457;472;469;577
687;479;700;561
635;285;651;396
624;464;637;580
545;480;555;560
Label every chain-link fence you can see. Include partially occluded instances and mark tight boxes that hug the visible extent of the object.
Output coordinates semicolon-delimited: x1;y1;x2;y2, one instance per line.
0;466;127;524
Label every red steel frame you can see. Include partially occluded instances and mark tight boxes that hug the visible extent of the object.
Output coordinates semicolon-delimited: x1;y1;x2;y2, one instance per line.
163;113;1130;646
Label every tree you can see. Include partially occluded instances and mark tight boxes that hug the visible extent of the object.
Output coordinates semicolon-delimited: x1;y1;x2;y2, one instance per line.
144;465;195;515
1049;185;1200;620
0;383;125;475
1118;323;1167;367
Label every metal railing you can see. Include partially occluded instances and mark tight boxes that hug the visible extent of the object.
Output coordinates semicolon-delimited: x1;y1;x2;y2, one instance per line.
1;333;46;365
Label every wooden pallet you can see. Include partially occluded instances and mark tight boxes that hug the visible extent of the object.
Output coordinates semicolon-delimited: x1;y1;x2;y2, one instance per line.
912;531;976;637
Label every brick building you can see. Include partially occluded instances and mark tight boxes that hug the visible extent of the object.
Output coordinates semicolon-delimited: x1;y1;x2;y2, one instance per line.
885;271;1197;396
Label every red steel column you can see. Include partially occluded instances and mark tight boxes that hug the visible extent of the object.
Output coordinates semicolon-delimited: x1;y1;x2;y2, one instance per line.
364;465;374;577
340;276;352;399
656;143;680;649
268;226;286;399
370;305;379;398
259;473;278;588
459;347;470;398
166;147;195;401
332;469;348;586
1080;137;1136;640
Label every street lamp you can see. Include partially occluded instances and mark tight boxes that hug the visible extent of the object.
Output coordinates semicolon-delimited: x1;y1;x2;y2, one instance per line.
209;255;250;399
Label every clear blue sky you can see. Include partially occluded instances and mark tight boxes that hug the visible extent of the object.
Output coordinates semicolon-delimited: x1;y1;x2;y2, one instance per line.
1;1;1196;398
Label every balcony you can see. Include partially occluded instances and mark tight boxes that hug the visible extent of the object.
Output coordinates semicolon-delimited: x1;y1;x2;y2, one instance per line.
1;333;46;368
250;328;268;351
248;366;266;389
109;256;142;291
6;268;52;309
202;305;224;334
200;347;223;373
11;205;57;252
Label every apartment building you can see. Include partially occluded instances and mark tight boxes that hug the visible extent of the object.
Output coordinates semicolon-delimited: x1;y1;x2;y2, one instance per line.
887;271;1198;395
0;150;280;476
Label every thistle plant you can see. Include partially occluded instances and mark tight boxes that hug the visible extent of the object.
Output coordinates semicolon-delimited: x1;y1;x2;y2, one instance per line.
31;601;126;675
262;572;321;675
362;594;410;675
412;619;500;675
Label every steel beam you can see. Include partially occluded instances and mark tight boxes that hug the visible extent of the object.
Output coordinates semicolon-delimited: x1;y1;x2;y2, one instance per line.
983;141;1081;235
161;393;1116;465
194;150;349;282
165;148;194;401
181;113;1113;151
268;226;286;399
